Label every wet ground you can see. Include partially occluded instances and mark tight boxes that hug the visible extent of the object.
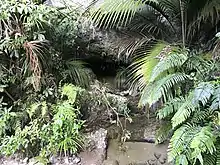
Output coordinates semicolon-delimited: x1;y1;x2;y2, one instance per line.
104;140;168;165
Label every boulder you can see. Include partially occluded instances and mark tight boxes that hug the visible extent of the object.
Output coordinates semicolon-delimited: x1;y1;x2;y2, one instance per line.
79;128;108;165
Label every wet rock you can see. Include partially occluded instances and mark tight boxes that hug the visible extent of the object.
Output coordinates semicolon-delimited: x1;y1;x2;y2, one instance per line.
72;156;81;164
80;81;130;130
103;160;119;165
48;155;81;165
49;155;59;164
154;153;161;159
79;128;108;165
28;158;44;165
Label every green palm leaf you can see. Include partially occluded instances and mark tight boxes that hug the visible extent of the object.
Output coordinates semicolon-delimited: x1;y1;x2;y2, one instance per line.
128;42;166;91
63;60;90;88
91;0;146;28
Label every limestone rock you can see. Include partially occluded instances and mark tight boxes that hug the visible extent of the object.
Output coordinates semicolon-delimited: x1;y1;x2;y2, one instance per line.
79;128;108;165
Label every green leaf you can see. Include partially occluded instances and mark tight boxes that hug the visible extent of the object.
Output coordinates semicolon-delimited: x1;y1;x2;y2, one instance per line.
172;93;196;128
211;85;220;110
150;52;188;82
140;73;189;106
175;154;188;165
193;82;214;106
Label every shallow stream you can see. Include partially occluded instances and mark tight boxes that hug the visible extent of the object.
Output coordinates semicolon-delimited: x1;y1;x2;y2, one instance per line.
104;140;168;165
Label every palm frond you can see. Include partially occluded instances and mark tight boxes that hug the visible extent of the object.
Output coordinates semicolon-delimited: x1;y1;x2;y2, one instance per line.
91;0;146;28
128;42;167;91
197;0;220;25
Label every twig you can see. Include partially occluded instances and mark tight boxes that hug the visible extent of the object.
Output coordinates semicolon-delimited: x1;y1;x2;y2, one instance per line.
4;89;16;102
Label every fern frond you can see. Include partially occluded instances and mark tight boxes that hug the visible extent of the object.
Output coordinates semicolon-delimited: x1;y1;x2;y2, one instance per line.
191;108;213;124
203;153;217;165
185;55;212;79
171;93;197;128
157;96;185;119
193;82;214;106
168;124;193;163
211;85;220;110
216;142;220;165
150;52;188;82
190;126;216;164
155;121;172;144
140;73;190;106
175;154;189;165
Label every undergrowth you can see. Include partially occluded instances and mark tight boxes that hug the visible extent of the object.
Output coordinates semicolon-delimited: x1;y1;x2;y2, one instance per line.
0;84;84;164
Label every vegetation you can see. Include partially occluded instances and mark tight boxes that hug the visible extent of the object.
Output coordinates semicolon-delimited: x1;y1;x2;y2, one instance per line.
0;0;89;162
1;0;220;164
0;83;84;162
91;0;220;164
138;43;220;164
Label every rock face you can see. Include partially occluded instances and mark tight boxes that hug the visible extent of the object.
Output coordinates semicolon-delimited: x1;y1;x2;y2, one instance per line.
80;81;130;131
107;114;160;143
79;128;108;165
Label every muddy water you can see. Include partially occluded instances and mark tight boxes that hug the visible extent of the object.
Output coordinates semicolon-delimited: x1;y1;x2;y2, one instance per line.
104;140;168;165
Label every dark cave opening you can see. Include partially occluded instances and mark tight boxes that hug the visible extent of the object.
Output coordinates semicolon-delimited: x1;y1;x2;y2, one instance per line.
83;56;128;79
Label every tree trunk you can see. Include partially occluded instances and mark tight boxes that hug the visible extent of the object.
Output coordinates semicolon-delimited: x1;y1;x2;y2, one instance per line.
180;0;185;48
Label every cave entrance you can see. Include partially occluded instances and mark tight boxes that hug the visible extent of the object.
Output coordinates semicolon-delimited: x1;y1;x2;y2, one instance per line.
83;56;128;89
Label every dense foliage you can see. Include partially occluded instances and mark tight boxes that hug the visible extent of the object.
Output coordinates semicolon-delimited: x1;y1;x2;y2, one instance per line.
1;0;220;164
0;84;84;162
137;43;220;164
0;0;90;162
91;0;220;164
